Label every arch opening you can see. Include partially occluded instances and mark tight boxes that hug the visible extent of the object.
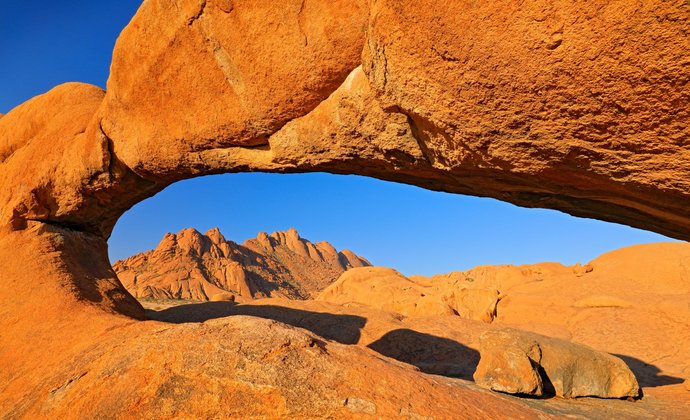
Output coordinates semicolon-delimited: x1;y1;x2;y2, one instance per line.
109;172;672;276
103;171;689;393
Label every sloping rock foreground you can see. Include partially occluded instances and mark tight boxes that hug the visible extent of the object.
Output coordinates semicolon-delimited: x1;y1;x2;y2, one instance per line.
143;297;689;418
0;227;537;419
1;227;662;419
114;227;368;301
1;0;689;417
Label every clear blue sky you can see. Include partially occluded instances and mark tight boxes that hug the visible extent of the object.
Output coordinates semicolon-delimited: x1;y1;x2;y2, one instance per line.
2;1;672;276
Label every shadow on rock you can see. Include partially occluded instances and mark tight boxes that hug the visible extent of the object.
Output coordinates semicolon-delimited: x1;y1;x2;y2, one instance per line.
147;303;482;380
614;354;685;387
147;302;366;344
368;329;480;380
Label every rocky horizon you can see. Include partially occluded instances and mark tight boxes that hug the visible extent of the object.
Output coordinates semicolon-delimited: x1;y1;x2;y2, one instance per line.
114;227;370;302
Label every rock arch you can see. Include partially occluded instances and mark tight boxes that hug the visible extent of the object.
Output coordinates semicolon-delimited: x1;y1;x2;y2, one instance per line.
0;0;688;416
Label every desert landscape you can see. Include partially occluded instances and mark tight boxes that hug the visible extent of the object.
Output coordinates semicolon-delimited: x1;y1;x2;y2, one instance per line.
2;0;690;418
109;227;690;418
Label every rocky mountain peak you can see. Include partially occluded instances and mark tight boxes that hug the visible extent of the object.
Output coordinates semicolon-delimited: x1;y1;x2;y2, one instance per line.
205;227;226;244
115;227;371;302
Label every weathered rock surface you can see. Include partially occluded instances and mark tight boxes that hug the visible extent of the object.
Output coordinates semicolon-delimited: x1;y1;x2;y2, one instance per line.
318;267;454;316
3;1;689;241
0;82;155;238
486;242;690;390
474;329;639;399
2;308;547;418
113;227;369;301
145;298;690;418
361;0;690;240
2;0;690;418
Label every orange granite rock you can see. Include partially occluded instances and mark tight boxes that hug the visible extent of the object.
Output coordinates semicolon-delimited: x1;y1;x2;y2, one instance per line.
113;227;369;301
474;328;639;399
2;0;690;417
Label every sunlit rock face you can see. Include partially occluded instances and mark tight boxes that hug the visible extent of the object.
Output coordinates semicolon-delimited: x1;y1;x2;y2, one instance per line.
1;0;689;417
3;0;689;241
113;227;369;301
473;328;639;399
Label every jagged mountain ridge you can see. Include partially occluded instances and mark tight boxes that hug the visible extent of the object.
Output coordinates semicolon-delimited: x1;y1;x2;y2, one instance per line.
113;227;370;301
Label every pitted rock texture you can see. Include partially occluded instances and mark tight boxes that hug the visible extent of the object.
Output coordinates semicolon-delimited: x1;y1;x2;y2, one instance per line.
114;227;369;301
1;0;690;417
362;0;690;240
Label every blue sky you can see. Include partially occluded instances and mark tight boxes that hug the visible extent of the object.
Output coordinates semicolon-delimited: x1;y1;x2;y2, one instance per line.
109;172;671;276
0;1;142;113
2;1;672;276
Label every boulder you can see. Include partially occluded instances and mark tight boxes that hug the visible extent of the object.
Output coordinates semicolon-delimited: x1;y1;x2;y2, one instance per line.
99;0;368;178
474;329;640;399
209;292;235;302
445;288;501;323
573;295;632;309
318;267;502;322
474;331;544;395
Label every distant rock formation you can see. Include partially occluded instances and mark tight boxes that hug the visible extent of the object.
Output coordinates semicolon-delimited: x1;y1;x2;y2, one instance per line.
318;266;501;322
113;227;369;301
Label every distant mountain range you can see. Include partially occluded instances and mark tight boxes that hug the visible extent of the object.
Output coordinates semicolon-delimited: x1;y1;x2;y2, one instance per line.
113;227;370;302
